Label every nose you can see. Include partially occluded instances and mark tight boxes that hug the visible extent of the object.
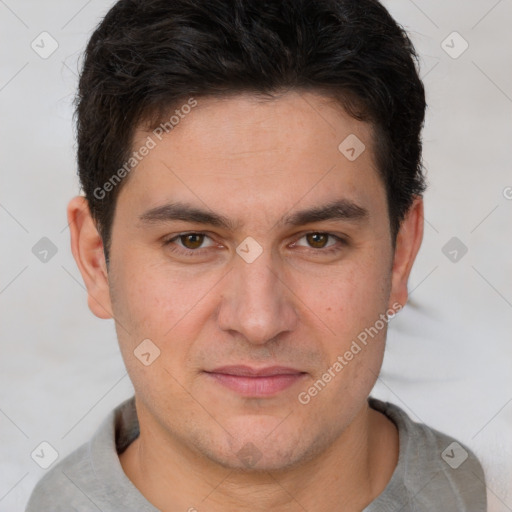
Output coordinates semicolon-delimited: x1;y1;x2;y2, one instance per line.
216;247;299;346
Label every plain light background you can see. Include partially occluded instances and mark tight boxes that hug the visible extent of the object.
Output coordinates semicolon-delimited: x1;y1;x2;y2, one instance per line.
1;0;511;510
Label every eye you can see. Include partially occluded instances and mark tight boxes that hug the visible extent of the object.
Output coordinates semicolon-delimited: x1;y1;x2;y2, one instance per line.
293;232;345;253
163;232;215;254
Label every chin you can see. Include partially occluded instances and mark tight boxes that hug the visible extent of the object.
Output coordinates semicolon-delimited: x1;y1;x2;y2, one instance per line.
193;419;319;473
209;446;305;473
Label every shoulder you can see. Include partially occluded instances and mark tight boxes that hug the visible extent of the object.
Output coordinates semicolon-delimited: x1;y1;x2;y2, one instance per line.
25;441;96;511
25;397;138;512
368;397;487;512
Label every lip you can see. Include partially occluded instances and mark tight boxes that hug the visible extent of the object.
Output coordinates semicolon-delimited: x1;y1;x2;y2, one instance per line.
204;365;307;397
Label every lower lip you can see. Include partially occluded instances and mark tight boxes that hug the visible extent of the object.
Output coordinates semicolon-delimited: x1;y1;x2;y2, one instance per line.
205;372;306;397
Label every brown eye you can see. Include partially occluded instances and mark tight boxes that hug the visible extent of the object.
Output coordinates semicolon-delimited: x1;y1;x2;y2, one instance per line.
306;233;330;249
293;232;345;254
179;233;205;249
163;232;217;257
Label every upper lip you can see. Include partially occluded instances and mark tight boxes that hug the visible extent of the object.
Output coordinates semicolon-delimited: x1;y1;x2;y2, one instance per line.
206;365;305;377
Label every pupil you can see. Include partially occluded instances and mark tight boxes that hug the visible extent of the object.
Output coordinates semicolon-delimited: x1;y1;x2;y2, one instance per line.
308;233;326;248
183;234;203;249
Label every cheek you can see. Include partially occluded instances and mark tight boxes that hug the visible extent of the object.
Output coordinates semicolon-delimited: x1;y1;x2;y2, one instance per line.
296;255;391;339
111;250;199;332
110;253;222;371
109;257;207;405
297;263;390;411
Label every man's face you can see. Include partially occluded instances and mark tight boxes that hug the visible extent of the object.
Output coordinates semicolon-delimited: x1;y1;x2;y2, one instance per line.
97;91;406;470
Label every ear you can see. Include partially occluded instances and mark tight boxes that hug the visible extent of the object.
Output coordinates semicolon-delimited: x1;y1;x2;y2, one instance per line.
67;195;113;319
388;196;424;309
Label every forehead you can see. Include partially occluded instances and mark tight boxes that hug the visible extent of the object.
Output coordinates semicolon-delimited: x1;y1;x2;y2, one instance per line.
116;91;385;224
139;91;374;164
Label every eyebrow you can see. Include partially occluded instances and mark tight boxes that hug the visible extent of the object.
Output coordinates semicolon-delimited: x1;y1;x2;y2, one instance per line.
137;199;368;230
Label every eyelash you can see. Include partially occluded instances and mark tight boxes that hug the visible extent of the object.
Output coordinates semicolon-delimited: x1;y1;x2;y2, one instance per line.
162;232;347;257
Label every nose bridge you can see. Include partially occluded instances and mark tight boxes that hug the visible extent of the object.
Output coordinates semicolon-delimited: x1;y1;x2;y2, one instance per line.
218;245;297;344
238;252;279;305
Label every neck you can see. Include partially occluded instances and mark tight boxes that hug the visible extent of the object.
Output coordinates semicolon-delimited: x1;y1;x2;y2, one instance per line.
119;399;399;512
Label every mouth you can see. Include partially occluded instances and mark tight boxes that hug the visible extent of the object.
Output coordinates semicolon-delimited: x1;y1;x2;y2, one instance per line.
203;365;308;397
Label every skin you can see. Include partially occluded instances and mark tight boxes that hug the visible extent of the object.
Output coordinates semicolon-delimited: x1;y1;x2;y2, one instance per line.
68;90;423;511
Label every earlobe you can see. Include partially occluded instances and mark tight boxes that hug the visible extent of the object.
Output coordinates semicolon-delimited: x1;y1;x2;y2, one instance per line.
67;195;113;320
388;196;424;310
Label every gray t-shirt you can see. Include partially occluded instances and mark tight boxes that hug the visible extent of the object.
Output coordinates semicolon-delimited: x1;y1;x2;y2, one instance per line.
25;396;487;511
